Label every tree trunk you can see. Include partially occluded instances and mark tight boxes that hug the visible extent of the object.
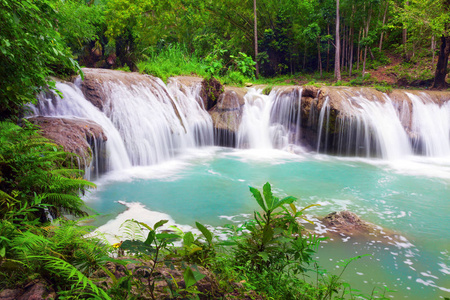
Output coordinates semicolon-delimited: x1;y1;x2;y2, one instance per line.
431;35;450;90
335;0;341;80
254;0;259;79
327;24;330;72
303;44;307;69
379;0;388;51
349;26;354;76
362;6;372;77
403;1;409;60
341;25;346;72
357;28;362;70
431;35;436;68
318;38;322;77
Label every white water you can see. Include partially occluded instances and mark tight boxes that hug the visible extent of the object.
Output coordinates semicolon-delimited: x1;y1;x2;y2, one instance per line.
238;87;450;159
33;77;214;174
335;91;413;159
237;88;305;152
407;92;450;157
34;83;132;171
237;88;274;148
30;73;450;299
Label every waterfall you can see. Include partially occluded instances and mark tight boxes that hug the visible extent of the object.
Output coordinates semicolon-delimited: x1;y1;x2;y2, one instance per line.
407;92;450;157
34;82;132;171
316;96;330;152
315;89;450;159
237;88;273;149
332;90;412;159
237;86;449;159
33;73;214;174
33;69;450;167
237;87;304;151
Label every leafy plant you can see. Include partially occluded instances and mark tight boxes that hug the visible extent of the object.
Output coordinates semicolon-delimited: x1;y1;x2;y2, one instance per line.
119;219;207;299
230;52;256;78
0;120;95;221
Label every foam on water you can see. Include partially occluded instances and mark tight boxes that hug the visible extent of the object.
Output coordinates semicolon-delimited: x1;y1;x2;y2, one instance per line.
92;201;195;244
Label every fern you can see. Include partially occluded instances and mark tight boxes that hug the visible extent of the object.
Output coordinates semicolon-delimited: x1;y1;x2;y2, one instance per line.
0;120;96;220
119;219;146;241
29;255;111;300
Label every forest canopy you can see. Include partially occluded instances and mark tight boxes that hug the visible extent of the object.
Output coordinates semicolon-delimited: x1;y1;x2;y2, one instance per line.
1;0;449;120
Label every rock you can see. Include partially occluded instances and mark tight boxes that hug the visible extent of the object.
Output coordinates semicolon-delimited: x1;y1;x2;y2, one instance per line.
321;211;371;235
200;77;224;110
0;289;23;300
17;281;55;300
28;116;107;170
209;87;247;147
0;281;56;300
80;68;171;111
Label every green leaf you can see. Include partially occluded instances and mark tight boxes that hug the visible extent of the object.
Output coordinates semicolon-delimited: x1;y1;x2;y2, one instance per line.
195;222;213;245
249;186;266;211
155;233;180;241
262;225;274;245
263;182;273;210
154;219;168;230
120;240;155;255
0;247;5;257
274;196;297;210
144;230;155;246
183;266;205;288
183;232;195;247
258;251;269;262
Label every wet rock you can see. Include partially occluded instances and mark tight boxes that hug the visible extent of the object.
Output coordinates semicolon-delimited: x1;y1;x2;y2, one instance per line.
17;281;55;300
209;87;247;147
200;77;224;110
321;211;371;235
28;116;107;170
80;68;171;111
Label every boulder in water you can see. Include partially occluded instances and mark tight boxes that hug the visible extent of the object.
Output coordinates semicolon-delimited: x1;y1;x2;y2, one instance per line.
209;87;247;147
321;211;371;235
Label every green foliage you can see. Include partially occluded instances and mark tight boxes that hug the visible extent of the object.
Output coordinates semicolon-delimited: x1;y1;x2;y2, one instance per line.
0;121;95;221
0;218;111;298
0;0;81;121
262;85;273;95
229;52;256;78
55;0;105;58
137;44;207;82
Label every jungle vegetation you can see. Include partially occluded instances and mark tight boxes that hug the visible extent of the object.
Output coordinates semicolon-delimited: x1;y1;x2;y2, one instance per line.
0;0;448;298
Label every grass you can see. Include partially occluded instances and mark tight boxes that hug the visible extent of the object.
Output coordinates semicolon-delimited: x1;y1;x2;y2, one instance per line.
137;44;208;82
136;45;442;91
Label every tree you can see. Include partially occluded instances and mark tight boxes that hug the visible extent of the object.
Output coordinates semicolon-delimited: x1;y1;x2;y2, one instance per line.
394;0;449;89
431;0;450;89
0;0;81;121
254;0;259;78
432;35;450;89
334;0;341;80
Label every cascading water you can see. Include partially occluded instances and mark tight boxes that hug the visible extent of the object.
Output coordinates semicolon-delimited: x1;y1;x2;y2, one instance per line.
332;90;413;159
36;71;446;299
33;82;132;172
32;72;214;175
236;86;449;160
237;87;305;152
407;92;450;157
237;88;273;149
167;78;214;147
